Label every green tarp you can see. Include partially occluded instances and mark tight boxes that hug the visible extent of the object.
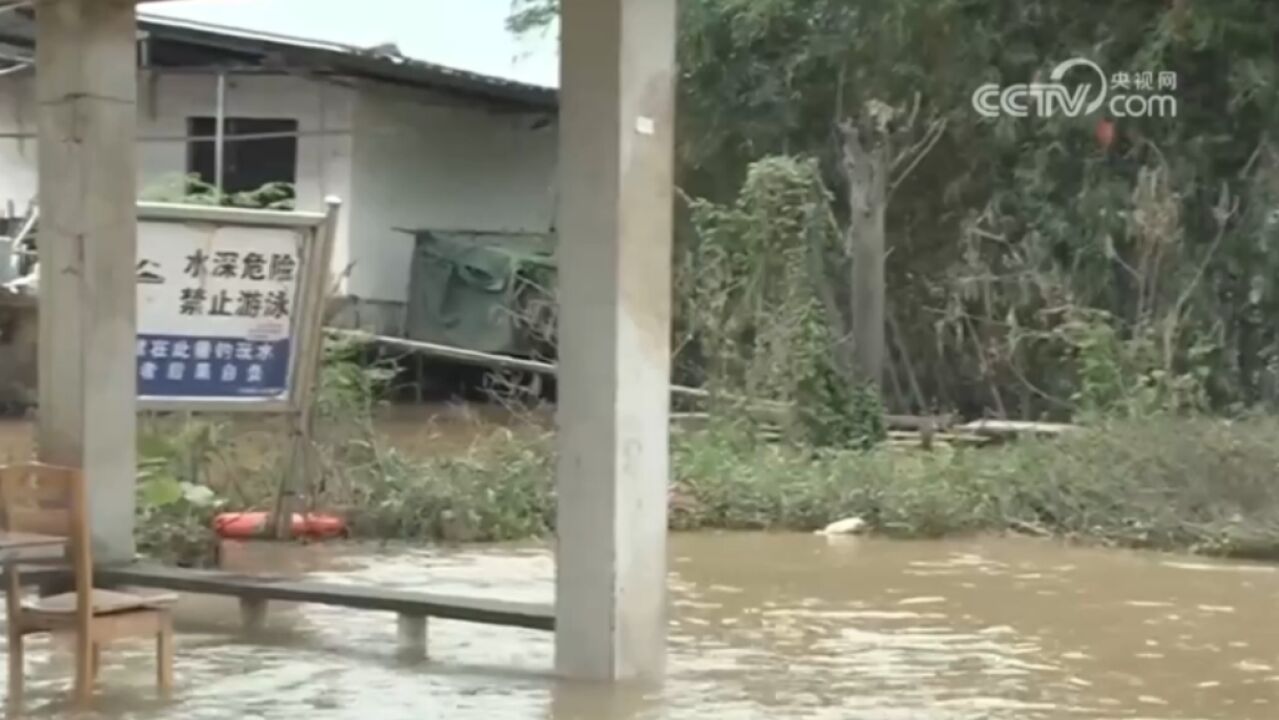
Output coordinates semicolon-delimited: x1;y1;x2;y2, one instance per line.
402;230;556;357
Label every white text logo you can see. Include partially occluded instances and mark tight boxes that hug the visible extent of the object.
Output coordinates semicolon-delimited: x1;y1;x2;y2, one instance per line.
972;59;1178;119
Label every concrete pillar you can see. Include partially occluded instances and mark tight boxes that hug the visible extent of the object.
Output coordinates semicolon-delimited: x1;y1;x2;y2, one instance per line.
554;0;677;682
395;614;428;661
35;0;139;561
239;598;268;634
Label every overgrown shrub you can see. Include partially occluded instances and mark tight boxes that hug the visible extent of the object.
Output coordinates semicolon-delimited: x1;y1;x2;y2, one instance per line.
684;157;884;446
341;430;555;543
137;399;1279;563
136;419;233;566
673;414;1279;558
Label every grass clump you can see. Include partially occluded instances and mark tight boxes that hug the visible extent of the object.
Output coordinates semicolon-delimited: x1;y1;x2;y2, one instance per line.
674;415;1279;558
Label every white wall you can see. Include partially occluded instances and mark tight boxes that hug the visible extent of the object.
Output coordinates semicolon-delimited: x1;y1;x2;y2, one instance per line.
0;70;559;334
346;83;558;306
0;74;38;215
140;72;357;280
0;71;356;281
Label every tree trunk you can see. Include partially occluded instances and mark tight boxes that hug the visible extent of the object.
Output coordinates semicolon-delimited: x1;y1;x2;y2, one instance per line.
840;121;887;387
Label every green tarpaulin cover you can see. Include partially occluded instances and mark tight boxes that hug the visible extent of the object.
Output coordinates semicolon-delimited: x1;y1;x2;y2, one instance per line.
402;230;556;357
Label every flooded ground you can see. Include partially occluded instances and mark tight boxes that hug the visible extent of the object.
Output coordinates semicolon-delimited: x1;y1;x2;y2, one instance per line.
0;402;548;462
2;534;1278;719
2;408;1278;717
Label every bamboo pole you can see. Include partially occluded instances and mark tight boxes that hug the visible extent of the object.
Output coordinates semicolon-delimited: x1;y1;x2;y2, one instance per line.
325;328;722;403
332;329;1088;441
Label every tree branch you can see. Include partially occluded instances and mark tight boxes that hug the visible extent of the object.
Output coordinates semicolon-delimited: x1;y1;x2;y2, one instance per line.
889;118;947;197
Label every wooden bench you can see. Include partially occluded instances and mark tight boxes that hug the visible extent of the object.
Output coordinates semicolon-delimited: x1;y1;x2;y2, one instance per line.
79;564;555;659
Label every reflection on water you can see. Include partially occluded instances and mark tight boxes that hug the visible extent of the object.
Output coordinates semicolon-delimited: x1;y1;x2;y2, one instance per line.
3;534;1278;719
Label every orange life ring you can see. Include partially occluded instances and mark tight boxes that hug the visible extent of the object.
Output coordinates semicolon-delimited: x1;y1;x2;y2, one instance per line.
213;512;347;540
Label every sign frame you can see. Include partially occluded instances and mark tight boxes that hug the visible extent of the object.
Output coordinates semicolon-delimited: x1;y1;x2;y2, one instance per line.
134;199;341;415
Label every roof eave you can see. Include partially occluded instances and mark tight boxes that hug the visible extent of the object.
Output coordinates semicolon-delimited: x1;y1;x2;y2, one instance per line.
137;16;558;111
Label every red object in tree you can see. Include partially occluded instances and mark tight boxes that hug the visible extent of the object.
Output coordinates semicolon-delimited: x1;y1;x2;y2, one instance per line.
1095;118;1116;151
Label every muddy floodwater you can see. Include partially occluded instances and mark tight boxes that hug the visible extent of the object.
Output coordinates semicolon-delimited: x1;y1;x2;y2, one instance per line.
0;534;1275;719
1;410;1278;718
0;403;549;463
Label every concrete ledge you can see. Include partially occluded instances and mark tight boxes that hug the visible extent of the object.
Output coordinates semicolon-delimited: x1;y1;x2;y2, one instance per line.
90;564;554;631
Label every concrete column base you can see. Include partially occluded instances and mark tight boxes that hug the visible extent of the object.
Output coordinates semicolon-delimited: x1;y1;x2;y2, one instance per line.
239;598;268;634
396;614;428;660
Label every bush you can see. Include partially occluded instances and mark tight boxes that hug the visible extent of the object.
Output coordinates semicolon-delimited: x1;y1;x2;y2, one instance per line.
134;339;1279;565
136;418;234;566
341;430;555;543
673;415;1279;558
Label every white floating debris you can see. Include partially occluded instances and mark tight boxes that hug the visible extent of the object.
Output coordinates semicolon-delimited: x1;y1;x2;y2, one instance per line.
1235;660;1273;673
816;517;868;535
1161;561;1275;574
896;596;947;606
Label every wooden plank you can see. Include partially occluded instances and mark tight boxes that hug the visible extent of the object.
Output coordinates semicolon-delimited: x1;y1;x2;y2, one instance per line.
93;565;555;631
957;419;1079;437
25;588;175;615
0;530;65;547
886;430;991;445
6;509;71;537
884;414;956;431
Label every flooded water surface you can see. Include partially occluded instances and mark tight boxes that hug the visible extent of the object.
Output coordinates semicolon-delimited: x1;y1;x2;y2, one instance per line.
1;410;1277;718
3;534;1277;719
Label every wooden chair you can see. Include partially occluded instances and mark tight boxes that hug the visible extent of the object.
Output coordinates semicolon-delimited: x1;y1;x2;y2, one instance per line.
0;463;177;708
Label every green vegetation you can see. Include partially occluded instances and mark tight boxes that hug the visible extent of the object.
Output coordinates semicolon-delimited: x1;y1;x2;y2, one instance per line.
131;339;1279;565
136;419;237;567
674;416;1279;559
141;175;296;210
136;393;1279;564
513;0;1279;421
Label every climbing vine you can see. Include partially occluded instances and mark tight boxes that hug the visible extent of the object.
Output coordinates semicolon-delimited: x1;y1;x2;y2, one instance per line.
683;156;885;446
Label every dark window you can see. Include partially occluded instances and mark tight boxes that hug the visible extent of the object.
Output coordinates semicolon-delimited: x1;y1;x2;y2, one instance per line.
187;117;298;195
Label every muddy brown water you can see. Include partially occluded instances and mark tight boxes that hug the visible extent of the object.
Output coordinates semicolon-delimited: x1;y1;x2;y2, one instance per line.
0;536;1275;719
0;402;549;463
0;411;1277;718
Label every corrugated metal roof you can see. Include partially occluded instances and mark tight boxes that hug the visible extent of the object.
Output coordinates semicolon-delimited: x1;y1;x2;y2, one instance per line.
136;14;558;110
0;11;556;110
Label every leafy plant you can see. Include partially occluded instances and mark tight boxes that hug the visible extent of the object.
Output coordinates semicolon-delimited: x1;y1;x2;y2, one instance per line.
136;418;231;566
141;174;297;210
